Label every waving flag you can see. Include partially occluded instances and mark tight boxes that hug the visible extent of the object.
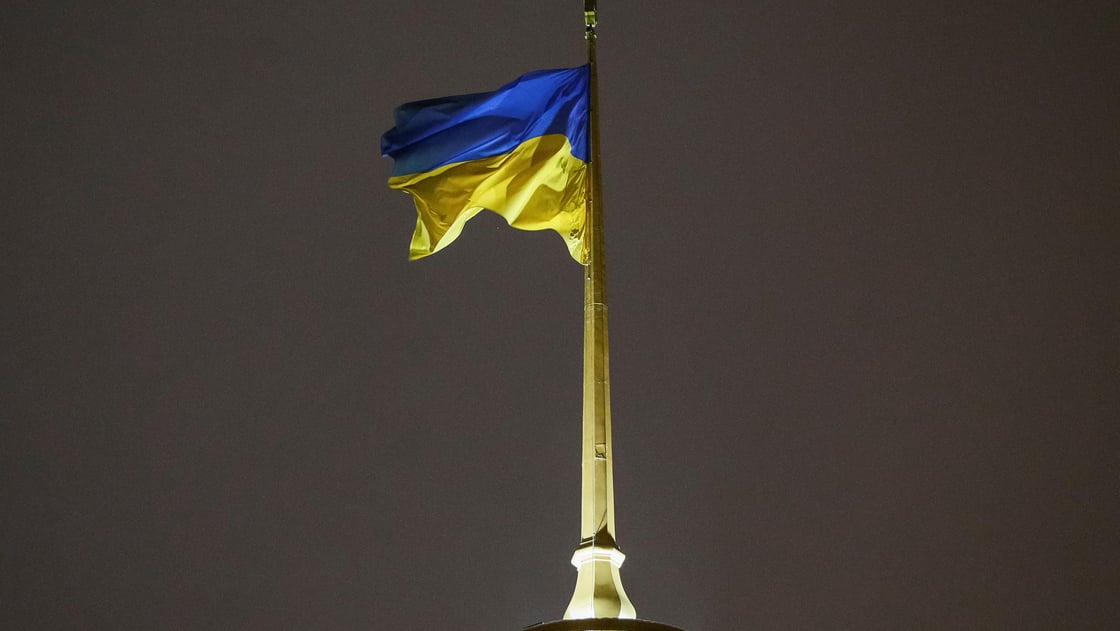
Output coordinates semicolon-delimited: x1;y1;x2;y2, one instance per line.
381;66;590;262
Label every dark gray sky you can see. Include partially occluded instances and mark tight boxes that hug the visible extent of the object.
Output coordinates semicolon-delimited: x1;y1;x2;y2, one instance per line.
3;1;1118;629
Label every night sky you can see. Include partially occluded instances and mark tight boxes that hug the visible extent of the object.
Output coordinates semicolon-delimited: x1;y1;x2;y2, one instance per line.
4;1;1119;629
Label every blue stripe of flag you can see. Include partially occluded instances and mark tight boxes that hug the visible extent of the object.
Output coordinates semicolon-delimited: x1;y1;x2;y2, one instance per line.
381;66;590;177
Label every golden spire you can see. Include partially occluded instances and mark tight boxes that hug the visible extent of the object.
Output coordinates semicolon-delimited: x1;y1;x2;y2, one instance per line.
563;1;637;620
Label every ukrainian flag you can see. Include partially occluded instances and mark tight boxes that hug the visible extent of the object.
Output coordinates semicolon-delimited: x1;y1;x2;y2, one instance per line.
381;66;590;263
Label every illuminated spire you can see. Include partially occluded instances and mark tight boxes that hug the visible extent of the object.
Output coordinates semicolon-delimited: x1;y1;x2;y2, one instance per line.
562;1;636;621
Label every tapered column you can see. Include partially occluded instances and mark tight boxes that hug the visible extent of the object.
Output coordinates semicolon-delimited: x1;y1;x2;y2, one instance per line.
563;2;636;621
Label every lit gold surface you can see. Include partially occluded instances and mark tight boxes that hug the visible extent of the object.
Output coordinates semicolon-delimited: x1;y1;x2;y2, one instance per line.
564;2;637;620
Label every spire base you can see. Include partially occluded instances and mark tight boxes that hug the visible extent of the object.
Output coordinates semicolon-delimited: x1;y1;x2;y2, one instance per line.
563;542;636;620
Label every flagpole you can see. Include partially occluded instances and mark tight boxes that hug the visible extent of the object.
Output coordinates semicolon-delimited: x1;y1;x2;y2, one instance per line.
563;0;637;621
